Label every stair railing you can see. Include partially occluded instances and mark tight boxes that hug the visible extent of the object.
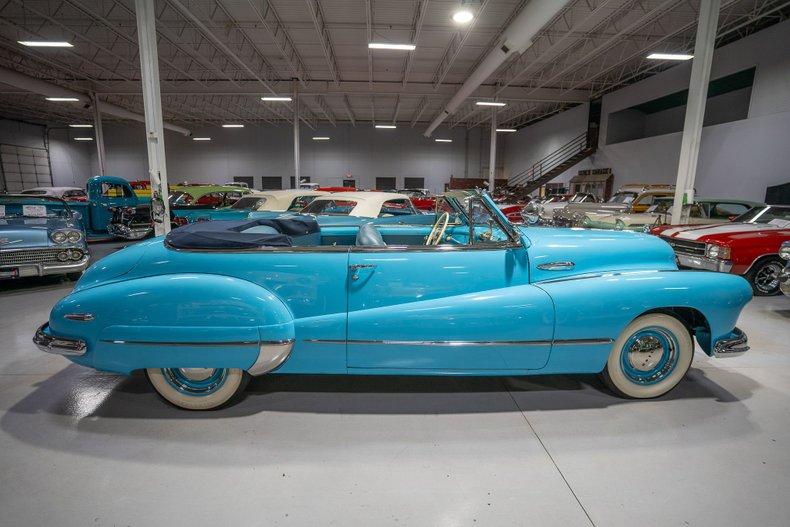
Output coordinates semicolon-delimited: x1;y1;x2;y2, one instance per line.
509;132;589;187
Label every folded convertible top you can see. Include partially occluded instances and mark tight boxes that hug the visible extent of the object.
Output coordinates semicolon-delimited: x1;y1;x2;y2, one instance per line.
165;217;319;249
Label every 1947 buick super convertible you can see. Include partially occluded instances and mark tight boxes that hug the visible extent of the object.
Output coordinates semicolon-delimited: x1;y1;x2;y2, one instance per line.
34;191;752;410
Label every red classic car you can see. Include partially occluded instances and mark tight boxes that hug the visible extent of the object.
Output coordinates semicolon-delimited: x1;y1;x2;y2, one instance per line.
398;189;436;212
651;204;790;295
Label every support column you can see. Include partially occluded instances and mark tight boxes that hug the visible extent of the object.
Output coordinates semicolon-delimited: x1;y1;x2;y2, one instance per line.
488;108;497;193
293;80;300;189
671;0;720;224
135;0;170;236
90;92;106;176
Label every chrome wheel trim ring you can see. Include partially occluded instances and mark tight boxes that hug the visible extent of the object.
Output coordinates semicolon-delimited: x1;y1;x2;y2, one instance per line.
754;262;782;293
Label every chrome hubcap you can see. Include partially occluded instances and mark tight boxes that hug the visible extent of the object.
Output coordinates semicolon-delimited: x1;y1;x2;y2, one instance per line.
161;368;228;396
755;263;782;293
178;368;214;381
627;335;663;372
620;327;679;385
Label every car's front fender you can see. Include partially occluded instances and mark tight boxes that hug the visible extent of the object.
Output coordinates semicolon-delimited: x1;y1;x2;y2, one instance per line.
49;273;295;374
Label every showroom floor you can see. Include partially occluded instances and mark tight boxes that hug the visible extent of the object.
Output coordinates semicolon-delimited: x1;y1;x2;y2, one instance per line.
1;242;789;527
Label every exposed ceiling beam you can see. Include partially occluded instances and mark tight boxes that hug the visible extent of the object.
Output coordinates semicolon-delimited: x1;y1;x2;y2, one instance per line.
402;0;429;87
305;0;341;85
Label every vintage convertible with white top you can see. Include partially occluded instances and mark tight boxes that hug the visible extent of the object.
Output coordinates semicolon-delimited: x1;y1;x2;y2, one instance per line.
35;191;752;410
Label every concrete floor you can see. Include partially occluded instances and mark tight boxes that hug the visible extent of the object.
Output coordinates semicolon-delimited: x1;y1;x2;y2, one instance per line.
1;241;789;527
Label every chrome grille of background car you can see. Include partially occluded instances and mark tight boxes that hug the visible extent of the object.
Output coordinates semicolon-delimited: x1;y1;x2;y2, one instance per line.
0;248;62;266
660;237;706;256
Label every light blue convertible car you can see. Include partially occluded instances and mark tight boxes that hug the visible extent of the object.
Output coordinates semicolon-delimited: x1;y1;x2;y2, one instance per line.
34;191;752;410
1;195;90;281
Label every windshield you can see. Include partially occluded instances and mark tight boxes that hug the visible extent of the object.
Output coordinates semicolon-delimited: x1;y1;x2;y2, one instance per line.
230;197;267;210
733;205;790;224
301;199;357;216
0;196;72;218
608;192;637;204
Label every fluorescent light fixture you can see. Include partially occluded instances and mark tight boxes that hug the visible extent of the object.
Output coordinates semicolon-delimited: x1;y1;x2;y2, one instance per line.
73;137;93;141
496;128;517;133
192;137;211;141
312;136;330;141
69;124;93;128
476;101;506;107
435;138;453;143
45;97;79;102
647;53;693;61
368;43;416;51
18;41;73;48
261;96;292;101
222;124;244;128
374;124;397;129
452;9;474;24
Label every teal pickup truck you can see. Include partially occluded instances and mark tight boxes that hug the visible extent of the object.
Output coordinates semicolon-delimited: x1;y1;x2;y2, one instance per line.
65;176;148;240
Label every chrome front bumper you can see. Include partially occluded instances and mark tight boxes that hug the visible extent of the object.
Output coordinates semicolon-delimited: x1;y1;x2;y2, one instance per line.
33;323;87;356
713;327;749;358
0;255;90;279
676;253;733;273
107;222;152;240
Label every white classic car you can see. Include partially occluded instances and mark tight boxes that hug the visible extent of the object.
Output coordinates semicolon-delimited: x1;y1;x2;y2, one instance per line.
20;186;87;201
296;191;419;219
582;198;763;232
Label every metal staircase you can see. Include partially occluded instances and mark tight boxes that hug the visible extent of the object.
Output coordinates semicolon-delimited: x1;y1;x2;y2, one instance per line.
508;131;596;193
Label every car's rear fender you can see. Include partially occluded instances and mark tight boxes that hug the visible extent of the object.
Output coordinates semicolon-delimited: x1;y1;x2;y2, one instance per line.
49;273;295;374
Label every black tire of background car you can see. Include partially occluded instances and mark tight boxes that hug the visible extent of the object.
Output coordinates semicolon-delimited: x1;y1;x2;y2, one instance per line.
746;256;785;296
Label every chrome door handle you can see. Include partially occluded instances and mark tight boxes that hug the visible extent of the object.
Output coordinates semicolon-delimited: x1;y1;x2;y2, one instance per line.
537;261;575;271
349;263;376;280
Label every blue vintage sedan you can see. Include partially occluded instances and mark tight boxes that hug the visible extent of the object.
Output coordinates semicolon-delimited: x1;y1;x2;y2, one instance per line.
34;191;751;410
1;195;90;281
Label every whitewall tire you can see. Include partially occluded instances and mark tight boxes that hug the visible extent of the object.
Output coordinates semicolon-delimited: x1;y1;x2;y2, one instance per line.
146;367;249;410
601;314;693;399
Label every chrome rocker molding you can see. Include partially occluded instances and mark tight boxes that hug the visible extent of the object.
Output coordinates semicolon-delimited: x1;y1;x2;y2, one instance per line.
33;323;87;356
98;337;294;376
306;338;614;347
713;327;749;358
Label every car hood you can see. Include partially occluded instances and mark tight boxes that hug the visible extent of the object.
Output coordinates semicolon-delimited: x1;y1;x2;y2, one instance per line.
0;216;78;249
659;222;785;240
518;225;677;282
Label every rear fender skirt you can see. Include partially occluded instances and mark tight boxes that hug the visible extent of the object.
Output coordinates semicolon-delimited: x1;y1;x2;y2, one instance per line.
49;273;295;374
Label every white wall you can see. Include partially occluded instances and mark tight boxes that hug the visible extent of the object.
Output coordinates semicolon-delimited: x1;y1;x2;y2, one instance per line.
93;121;490;195
503;18;790;202
1;119;493;196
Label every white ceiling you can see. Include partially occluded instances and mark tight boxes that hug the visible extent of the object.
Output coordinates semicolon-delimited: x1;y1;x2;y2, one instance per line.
0;0;787;131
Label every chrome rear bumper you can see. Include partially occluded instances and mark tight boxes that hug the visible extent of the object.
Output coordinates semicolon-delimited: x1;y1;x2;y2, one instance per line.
33;323;87;356
713;327;749;358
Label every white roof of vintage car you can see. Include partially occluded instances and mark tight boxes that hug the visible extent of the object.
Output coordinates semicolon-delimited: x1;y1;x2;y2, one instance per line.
308;191;413;218
249;189;328;211
20;186;84;196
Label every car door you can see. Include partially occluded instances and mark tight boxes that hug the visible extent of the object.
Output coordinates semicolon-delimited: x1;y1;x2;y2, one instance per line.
346;201;555;372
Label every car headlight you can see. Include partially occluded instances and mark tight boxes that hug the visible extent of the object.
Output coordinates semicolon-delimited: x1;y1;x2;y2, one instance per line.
779;244;790;261
705;243;731;259
582;217;592;227
51;229;82;244
614;220;625;231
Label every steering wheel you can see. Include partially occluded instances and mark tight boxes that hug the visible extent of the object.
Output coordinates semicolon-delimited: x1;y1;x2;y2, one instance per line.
425;212;450;245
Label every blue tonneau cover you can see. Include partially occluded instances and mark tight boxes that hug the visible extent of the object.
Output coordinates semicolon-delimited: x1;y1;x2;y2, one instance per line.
165;217;319;249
